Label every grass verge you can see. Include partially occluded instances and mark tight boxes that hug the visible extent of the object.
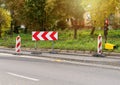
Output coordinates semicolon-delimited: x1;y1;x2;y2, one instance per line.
0;29;120;52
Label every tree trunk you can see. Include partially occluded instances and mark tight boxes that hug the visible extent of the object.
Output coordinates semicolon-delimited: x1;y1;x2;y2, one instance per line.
90;27;95;35
0;24;2;38
74;28;77;39
90;21;96;35
0;29;1;38
14;26;19;34
24;27;28;34
10;21;14;36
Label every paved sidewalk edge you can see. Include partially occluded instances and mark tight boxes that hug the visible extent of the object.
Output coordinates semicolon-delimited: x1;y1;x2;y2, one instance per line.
0;47;120;57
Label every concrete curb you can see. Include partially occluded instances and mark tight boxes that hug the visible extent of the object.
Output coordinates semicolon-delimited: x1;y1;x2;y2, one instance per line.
0;47;120;57
22;48;120;57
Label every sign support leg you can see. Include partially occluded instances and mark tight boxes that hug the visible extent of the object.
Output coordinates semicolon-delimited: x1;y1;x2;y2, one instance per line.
31;41;41;54
51;41;57;54
35;41;37;50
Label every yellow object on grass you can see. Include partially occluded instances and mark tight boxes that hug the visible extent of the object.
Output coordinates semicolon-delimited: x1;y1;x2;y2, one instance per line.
105;43;116;50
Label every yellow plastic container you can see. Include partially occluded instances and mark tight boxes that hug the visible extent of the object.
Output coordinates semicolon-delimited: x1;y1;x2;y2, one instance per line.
105;43;116;50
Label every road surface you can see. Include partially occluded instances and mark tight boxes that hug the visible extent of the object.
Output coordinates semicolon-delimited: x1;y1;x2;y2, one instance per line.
0;53;120;85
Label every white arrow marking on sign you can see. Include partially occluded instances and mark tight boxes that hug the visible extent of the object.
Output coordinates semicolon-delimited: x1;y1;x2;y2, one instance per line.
46;32;52;40
38;32;44;40
55;32;58;40
32;31;36;41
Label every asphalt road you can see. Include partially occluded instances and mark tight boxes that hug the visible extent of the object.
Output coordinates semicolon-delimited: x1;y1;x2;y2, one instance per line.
0;53;120;85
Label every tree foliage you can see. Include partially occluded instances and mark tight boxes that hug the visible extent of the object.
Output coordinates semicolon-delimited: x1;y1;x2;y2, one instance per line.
3;0;120;35
0;8;11;37
46;0;84;39
82;0;120;27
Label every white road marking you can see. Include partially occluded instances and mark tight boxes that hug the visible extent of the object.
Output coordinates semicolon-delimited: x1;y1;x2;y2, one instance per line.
7;72;39;81
20;55;55;61
64;60;120;70
1;53;120;70
20;55;120;70
0;53;14;56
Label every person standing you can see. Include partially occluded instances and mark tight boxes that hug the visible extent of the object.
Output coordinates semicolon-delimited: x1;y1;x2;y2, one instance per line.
104;19;109;43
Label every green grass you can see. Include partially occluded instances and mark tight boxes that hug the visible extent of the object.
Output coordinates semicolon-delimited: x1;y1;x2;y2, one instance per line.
0;29;120;52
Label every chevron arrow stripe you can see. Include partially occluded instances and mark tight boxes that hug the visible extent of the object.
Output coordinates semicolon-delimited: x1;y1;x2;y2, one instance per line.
32;31;58;41
32;31;40;41
50;32;57;40
41;32;48;40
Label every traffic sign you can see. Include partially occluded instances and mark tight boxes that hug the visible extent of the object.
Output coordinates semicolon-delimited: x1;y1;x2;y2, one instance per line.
16;35;21;53
32;31;58;41
97;34;102;54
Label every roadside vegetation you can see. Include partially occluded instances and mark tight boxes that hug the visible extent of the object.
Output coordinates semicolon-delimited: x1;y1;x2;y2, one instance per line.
0;0;119;53
0;29;120;52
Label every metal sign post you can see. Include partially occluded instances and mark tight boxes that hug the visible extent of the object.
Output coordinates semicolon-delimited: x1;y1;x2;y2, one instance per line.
51;41;57;54
35;41;37;50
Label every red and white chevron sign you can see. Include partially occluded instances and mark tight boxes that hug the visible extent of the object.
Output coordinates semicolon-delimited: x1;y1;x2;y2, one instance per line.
32;31;58;41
